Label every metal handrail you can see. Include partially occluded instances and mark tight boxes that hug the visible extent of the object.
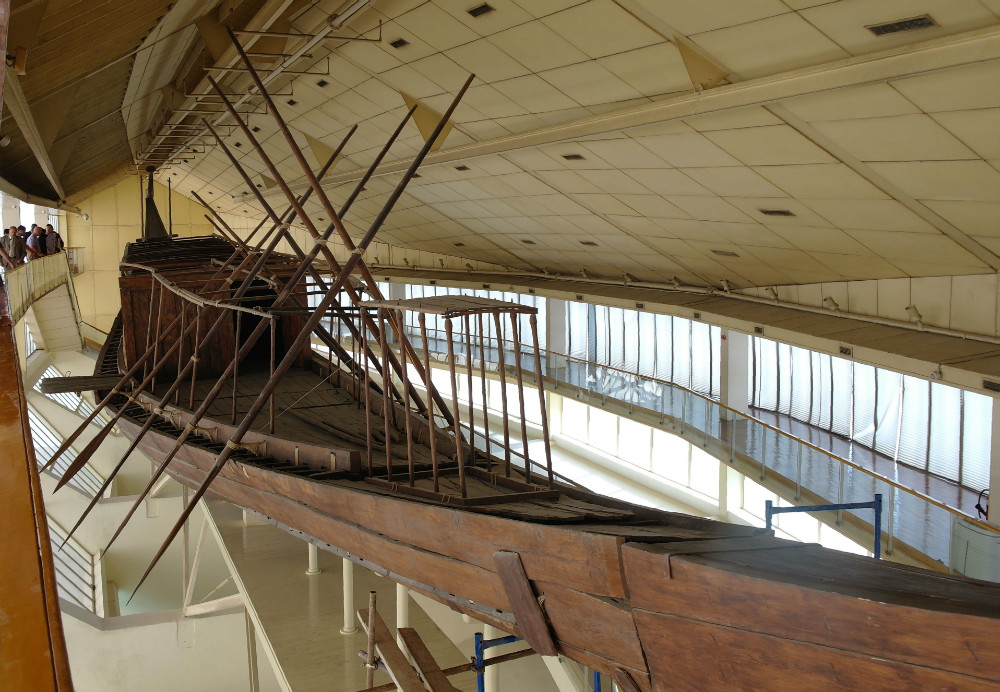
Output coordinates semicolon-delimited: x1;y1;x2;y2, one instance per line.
359;324;998;536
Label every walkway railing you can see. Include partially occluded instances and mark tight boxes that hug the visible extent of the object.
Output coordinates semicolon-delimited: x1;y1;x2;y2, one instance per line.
1;253;78;325
344;328;999;572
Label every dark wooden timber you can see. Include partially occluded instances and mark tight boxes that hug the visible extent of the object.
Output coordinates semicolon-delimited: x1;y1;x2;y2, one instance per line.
397;628;459;692
38;375;126;394
493;551;557;656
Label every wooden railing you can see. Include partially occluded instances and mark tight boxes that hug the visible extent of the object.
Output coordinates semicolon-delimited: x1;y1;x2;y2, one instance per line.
0;282;74;690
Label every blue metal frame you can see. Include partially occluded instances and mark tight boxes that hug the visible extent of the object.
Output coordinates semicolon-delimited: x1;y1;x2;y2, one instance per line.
593;669;602;691
474;632;522;692
765;494;883;558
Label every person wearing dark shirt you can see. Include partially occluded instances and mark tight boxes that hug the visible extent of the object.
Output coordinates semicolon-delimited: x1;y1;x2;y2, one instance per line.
44;224;63;254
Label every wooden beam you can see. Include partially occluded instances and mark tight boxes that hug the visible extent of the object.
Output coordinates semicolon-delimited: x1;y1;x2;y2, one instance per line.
493;551;557;656
357;607;426;692
398;627;461;692
3;72;65;199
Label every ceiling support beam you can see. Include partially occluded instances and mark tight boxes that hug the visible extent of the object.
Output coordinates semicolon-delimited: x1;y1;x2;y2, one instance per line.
303;24;1000;189
3;72;66;200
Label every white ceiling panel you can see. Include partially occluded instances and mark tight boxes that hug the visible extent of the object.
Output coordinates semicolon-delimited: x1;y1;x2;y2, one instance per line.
540;0;663;59
891;61;1000;113
868;161;1000;201
705;125;837;166
752;163;890;199
691;13;849;79
811;114;978;162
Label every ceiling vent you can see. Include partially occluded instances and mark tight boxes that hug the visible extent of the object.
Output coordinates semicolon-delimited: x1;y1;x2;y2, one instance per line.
233;142;242;147
867;15;936;36
983;379;1000;393
759;208;795;217
839;346;853;356
520;239;536;245
468;3;495;18
316;79;329;87
251;126;261;132
287;99;297;106
390;37;409;48
455;165;470;171
712;249;739;257
579;240;598;246
454;242;465;246
562;153;585;161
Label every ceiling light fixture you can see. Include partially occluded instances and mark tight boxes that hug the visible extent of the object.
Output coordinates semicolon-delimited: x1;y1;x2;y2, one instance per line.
906;304;924;328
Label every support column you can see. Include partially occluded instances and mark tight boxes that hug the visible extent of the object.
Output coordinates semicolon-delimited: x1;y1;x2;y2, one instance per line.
719;329;749;421
340;558;357;635
396;583;409;650
483;624;501;692
306;543;320;575
545;298;567;379
989;403;1000;527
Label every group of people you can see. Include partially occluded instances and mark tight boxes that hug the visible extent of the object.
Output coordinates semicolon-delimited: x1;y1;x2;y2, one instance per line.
0;223;63;268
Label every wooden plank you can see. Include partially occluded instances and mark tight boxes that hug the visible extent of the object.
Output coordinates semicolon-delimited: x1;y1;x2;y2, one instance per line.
38;374;125;393
621;542;1000;681
398;627;460;692
633;610;1000;692
355;608;425;692
493;551;557;656
0;282;73;692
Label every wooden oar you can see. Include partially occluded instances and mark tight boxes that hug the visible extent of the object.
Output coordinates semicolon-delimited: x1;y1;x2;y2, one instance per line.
124;71;474;606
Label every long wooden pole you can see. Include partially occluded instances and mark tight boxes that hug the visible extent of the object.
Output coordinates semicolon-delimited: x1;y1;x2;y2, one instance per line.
397;309;415;487
493;312;511;477
445;318;466;498
510;314;531;484
123;74;474;603
478;313;491;472
419;314;439;493
529;314;554;489
221;28;453;427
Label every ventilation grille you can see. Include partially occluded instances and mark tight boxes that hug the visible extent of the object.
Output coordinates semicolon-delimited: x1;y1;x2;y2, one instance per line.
712;249;740;257
983;379;1000;392
468;3;495;17
759;208;795;217
867;15;936;36
316;79;329;87
579;240;598;246
754;326;764;334
839;346;853;356
390;37;409;48
562;153;585;161
520;239;536;245
455;165;470;171
453;242;465;247
286;99;297;106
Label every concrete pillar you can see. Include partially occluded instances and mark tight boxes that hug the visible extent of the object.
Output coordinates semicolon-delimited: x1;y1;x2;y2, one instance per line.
340;558;358;635
719;329;750;421
989;403;1000;527
306;543;320;575
396;583;409;650
545;298;567;377
483;624;501;692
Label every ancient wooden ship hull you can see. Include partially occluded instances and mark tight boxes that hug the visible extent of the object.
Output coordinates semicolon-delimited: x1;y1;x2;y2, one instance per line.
44;39;998;690
82;237;998;692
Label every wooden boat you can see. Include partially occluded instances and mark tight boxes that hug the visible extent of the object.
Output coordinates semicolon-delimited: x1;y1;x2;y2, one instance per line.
45;39;1000;691
44;233;992;691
